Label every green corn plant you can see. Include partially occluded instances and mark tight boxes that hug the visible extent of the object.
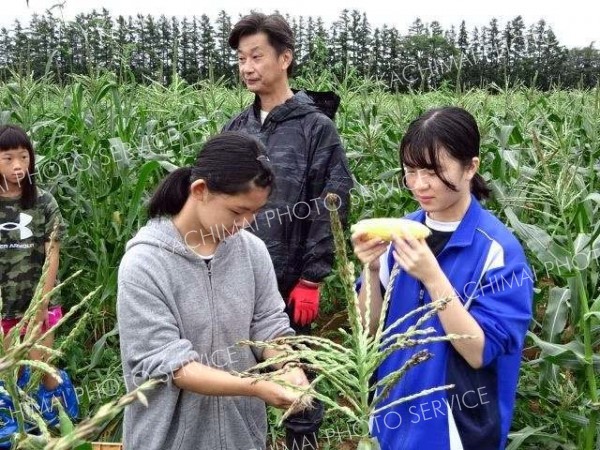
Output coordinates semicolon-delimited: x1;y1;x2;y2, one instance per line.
36;379;159;450
0;232;158;449
239;194;469;449
2;73;598;447
0;232;95;444
7;379;158;450
490;108;600;449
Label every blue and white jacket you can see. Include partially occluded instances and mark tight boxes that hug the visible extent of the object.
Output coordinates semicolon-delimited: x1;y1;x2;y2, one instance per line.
367;197;533;450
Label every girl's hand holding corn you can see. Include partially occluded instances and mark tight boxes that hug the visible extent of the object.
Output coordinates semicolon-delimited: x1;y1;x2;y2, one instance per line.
351;231;388;271
351;218;431;271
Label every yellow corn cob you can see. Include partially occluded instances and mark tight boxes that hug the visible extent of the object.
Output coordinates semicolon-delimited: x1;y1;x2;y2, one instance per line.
351;218;431;241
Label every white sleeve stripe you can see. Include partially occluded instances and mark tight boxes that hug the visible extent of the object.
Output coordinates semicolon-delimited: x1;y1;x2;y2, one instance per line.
482;240;505;273
463;229;505;310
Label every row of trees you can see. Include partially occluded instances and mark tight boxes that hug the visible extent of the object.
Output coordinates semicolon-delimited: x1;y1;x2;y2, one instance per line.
1;8;598;90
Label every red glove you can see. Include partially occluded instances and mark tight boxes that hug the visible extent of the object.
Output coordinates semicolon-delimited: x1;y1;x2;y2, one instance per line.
287;279;320;327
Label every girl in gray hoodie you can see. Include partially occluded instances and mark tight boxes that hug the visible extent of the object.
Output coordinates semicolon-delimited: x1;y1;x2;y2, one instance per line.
117;131;308;450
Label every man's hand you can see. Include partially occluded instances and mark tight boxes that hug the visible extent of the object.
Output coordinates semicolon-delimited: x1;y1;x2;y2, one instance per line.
287;280;320;327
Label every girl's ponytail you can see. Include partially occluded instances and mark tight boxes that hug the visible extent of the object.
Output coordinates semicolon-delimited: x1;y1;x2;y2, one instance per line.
148;167;192;218
147;131;274;219
471;173;491;201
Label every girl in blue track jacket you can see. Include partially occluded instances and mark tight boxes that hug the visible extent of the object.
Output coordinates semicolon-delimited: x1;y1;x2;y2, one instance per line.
352;107;533;450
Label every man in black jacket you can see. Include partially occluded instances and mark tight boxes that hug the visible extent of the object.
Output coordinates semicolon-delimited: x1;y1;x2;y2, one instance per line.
224;12;353;449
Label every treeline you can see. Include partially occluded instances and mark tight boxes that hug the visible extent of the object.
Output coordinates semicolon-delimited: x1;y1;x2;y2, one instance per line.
0;8;598;91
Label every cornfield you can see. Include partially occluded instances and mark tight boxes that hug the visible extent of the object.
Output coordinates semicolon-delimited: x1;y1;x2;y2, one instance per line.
0;71;598;448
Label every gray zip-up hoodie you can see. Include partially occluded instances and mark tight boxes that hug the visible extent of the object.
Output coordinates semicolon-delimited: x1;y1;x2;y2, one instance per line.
117;218;294;450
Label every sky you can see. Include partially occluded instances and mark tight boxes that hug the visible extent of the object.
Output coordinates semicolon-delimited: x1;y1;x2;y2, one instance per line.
2;0;598;49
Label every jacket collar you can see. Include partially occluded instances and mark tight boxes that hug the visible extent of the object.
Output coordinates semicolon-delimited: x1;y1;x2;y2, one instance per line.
251;91;316;123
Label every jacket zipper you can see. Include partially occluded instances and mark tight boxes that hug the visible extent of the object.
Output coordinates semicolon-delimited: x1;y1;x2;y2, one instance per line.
395;240;453;448
204;258;225;447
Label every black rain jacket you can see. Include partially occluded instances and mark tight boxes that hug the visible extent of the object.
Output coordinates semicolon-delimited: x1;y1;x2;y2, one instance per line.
223;91;353;296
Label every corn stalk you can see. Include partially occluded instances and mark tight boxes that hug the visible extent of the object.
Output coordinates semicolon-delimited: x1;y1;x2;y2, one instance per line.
239;194;468;448
0;230;158;448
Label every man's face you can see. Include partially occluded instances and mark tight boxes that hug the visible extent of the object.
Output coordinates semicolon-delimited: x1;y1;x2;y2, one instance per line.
237;32;291;96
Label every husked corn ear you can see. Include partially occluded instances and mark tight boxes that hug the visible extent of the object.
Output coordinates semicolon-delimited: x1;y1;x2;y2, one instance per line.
351;218;431;241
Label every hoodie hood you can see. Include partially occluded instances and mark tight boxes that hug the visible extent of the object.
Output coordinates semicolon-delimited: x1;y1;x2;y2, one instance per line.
125;218;237;263
253;91;321;123
126;218;189;259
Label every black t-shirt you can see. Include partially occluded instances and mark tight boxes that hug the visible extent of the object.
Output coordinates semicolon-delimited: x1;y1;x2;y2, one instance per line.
426;228;453;256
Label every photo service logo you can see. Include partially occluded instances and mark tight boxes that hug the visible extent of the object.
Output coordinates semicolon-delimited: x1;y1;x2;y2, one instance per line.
0;213;33;239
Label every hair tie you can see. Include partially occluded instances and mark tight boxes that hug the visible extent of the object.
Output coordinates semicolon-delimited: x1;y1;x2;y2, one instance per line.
186;166;196;182
256;155;271;170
